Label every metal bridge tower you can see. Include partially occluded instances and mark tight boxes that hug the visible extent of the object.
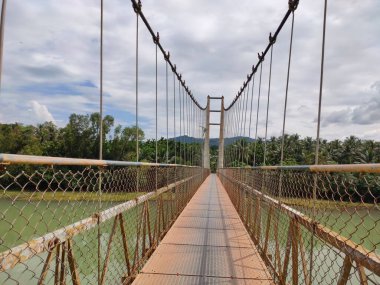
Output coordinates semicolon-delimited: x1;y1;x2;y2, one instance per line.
203;95;225;170
203;96;210;169
218;96;224;169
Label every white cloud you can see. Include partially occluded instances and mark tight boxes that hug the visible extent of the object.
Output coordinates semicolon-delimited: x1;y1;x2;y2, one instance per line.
0;0;379;140
29;100;55;123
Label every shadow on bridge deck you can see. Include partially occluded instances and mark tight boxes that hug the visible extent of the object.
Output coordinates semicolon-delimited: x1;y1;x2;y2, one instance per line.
133;174;273;284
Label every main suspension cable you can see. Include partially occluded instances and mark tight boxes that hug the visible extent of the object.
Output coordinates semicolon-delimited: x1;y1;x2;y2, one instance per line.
225;0;299;111
130;0;204;110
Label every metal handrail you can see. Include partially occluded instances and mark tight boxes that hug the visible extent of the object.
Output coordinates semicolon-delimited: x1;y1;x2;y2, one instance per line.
222;163;380;173
0;153;201;168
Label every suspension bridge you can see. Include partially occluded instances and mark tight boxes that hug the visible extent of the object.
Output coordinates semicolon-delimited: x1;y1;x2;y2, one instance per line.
0;0;379;284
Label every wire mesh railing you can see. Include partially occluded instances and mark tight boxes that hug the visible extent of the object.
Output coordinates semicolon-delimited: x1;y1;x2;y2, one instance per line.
218;165;380;285
0;154;208;285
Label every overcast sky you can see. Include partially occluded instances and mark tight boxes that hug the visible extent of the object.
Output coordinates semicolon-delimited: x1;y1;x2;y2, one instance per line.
0;0;379;140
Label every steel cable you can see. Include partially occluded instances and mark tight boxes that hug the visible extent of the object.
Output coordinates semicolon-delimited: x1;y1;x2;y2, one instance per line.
263;44;274;165
253;63;263;166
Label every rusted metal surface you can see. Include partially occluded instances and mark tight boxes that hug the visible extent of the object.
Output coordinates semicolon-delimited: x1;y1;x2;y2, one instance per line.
227;163;380;173
219;167;380;284
133;274;274;285
228;174;380;277
133;174;273;284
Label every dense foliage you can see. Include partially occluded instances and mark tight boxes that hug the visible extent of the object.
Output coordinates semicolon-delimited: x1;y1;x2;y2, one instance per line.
1;114;379;200
0;112;202;165
225;134;380;167
1;114;380;167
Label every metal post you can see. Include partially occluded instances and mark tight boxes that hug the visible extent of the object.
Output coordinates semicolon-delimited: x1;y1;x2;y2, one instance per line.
203;96;210;169
0;0;7;90
218;96;224;169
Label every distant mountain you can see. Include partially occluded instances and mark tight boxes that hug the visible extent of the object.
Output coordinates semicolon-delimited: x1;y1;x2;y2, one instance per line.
171;135;254;146
223;136;254;146
171;135;202;144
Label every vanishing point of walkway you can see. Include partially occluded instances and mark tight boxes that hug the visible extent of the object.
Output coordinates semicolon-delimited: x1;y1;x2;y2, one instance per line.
133;174;273;284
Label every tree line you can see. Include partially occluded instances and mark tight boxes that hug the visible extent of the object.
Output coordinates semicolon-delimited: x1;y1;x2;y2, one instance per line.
225;134;380;167
1;112;380;167
0;112;202;166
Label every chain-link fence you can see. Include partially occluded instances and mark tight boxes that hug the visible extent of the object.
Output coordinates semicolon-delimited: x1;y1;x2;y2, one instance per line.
0;154;208;284
218;166;380;285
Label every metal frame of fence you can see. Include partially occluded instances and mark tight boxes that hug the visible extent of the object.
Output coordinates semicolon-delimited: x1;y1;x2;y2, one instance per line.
0;154;209;284
218;165;380;285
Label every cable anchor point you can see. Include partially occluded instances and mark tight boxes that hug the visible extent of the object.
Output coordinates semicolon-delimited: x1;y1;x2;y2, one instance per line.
132;0;142;13
165;51;170;61
269;32;276;45
288;0;299;12
258;52;264;61
153;32;160;44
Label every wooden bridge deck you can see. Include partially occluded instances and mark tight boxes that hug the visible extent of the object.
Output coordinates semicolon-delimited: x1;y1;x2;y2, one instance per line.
133;174;273;284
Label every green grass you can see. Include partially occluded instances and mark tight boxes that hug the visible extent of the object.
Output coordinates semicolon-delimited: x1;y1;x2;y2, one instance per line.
2;190;146;202
280;197;374;209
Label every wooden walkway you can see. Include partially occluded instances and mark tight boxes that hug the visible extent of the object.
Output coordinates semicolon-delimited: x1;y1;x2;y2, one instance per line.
133;174;273;284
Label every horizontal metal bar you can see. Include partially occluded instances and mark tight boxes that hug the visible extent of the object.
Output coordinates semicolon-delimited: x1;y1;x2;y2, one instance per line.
220;172;380;276
210;110;221;112
209;123;220;126
222;163;380;173
209;97;222;100
0;153;200;168
0;174;199;271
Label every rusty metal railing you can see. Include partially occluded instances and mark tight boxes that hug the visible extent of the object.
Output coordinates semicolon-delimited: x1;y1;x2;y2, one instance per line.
0;154;209;284
218;165;380;285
